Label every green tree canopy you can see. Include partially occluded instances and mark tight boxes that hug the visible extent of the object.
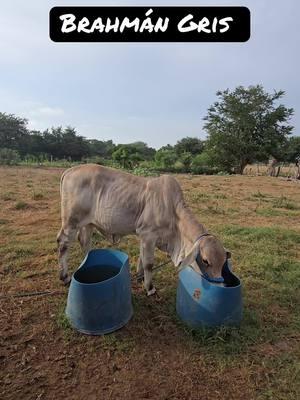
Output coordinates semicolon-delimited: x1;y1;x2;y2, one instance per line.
112;142;156;169
0;112;30;156
87;139;115;158
128;141;156;160
40;127;90;160
174;137;204;156
283;136;300;162
204;85;294;174
158;144;174;152
112;144;143;168
180;152;193;170
0;148;20;165
112;145;131;168
155;149;177;168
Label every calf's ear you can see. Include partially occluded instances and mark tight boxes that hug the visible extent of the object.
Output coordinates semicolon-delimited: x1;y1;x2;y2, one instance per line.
180;241;200;267
225;249;231;259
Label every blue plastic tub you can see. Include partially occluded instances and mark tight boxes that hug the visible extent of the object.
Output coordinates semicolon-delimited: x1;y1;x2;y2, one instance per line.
176;261;242;328
66;249;133;335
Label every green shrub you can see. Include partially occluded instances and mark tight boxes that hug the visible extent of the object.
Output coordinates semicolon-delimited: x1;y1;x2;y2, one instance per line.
0;148;20;165
132;167;159;177
15;201;28;210
32;192;45;200
2;192;15;201
190;151;223;174
82;156;106;165
192;151;213;167
180;152;193;171
138;160;155;169
155;149;178;169
272;196;299;210
191;165;222;175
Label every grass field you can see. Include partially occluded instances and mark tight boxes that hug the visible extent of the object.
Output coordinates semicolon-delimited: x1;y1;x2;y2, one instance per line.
1;166;300;400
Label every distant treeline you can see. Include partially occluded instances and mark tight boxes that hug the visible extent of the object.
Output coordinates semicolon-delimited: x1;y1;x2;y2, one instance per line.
0;112;209;173
1;85;299;174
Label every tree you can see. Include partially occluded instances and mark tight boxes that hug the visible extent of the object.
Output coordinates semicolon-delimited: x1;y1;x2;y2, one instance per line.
27;130;46;157
283;136;300;162
60;127;90;160
112;142;156;169
158;144;174;152
40;126;90;160
0;148;20;165
128;141;156;160
204;85;294;174
87;139;115;158
174;137;204;156
112;145;132;168
129;152;143;167
180;152;193;171
155;149;177;168
192;151;213;168
0;112;30;156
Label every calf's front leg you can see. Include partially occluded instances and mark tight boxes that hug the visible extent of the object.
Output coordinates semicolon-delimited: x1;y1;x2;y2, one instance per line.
139;238;156;296
77;224;94;254
57;226;77;285
136;255;144;282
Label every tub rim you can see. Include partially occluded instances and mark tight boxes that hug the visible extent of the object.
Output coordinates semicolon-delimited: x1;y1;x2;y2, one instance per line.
179;264;242;290
71;248;129;287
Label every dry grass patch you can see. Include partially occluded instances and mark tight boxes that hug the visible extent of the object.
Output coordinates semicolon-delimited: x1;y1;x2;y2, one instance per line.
14;200;29;210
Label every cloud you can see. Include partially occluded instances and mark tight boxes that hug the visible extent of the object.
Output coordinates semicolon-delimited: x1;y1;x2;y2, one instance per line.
28;106;65;117
24;104;67;131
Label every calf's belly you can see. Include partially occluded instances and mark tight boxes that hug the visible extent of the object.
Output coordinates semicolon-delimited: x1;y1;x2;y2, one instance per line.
94;207;136;235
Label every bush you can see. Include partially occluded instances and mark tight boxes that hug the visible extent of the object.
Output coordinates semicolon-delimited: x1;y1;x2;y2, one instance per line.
23;154;48;163
138;160;157;170
132;167;159;177
190;151;224;174
32;192;45;200
190;165;221;175
192;151;213;168
155;149;178;169
15;201;28;210
180;152;193;171
0;148;20;165
82;156;106;165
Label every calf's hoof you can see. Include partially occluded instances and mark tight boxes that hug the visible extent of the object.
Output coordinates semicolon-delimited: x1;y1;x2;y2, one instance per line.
136;273;144;283
63;276;71;286
60;273;71;286
147;287;156;296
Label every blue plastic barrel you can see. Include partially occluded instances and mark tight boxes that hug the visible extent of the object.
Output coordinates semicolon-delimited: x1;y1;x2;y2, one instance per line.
66;249;133;335
176;261;242;327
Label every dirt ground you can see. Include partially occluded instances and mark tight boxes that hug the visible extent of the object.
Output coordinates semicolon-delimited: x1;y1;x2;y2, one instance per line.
1;166;300;400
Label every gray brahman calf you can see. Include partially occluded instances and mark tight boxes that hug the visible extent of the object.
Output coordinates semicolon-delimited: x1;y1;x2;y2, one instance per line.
57;164;230;295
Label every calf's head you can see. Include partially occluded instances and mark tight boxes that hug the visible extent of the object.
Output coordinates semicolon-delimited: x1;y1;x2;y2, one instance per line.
181;235;231;282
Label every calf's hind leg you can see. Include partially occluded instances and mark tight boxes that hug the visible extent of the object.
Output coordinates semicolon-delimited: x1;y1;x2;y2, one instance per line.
57;226;77;285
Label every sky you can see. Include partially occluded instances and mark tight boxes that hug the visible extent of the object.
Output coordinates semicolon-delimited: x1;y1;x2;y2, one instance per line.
0;0;299;148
